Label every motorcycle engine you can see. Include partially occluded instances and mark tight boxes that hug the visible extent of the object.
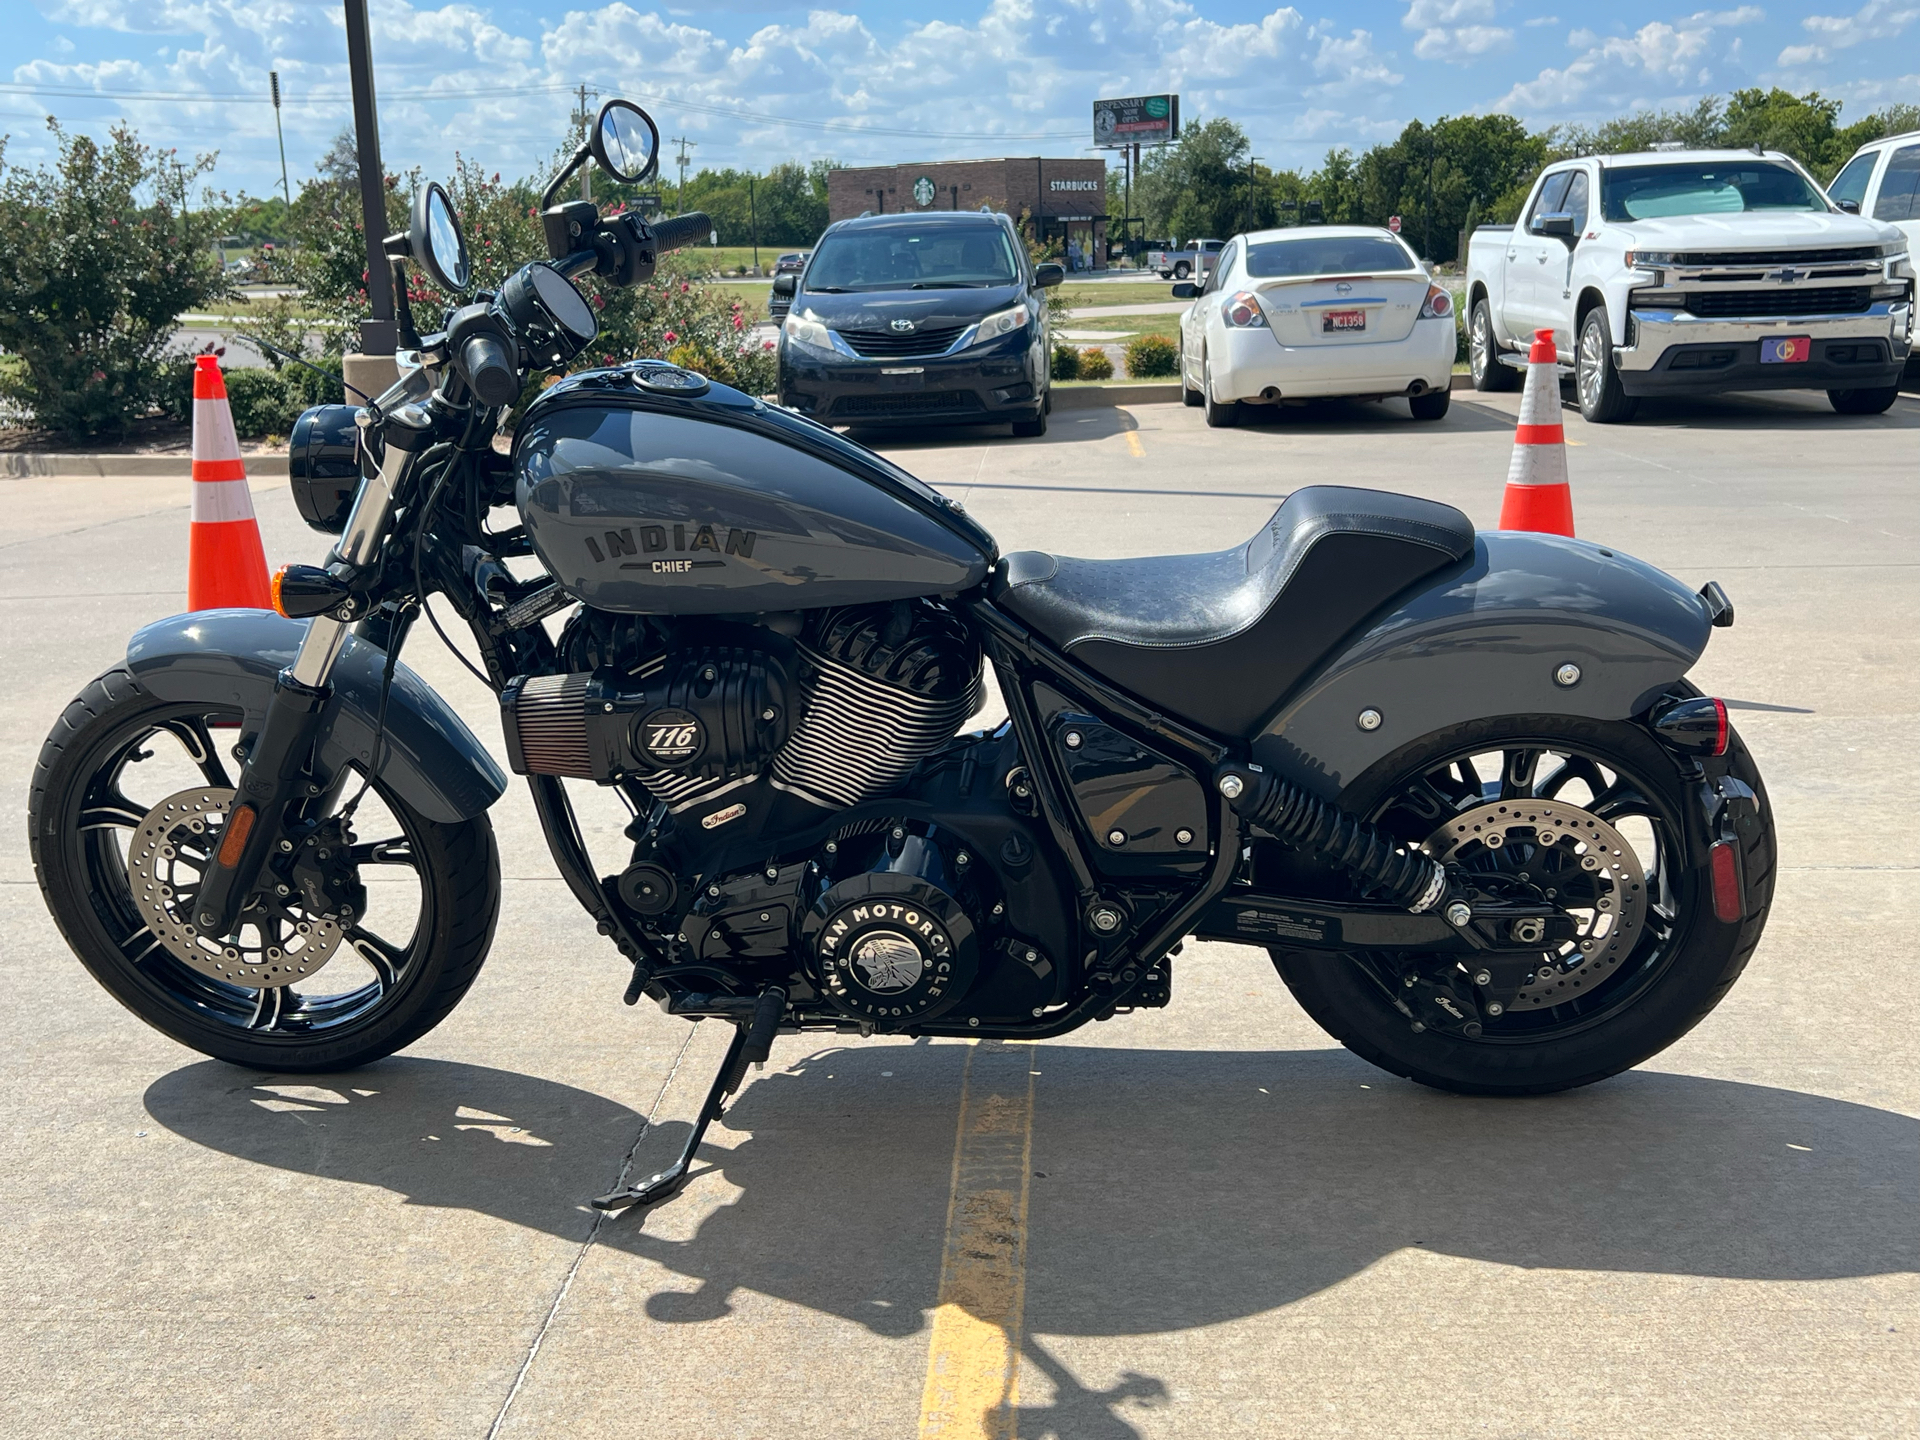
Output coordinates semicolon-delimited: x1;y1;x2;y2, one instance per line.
500;600;982;819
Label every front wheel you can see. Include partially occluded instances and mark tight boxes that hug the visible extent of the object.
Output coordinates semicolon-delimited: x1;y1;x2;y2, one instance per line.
1828;385;1898;415
1272;710;1773;1095
28;667;500;1072
1576;304;1638;423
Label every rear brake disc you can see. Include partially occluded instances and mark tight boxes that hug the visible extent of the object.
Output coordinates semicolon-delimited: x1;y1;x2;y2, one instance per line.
1423;799;1648;1010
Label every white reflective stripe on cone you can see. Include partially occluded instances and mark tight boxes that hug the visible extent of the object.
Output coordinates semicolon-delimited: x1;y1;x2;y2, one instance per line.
191;477;258;524
192;396;242;460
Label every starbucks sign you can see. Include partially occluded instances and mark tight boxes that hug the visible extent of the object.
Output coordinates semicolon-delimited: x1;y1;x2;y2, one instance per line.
913;176;936;207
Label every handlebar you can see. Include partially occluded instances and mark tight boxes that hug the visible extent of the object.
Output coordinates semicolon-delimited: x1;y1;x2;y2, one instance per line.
650;212;712;254
460;332;521;407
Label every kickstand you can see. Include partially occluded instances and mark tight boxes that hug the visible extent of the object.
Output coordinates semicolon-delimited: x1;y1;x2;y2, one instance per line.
591;989;784;1216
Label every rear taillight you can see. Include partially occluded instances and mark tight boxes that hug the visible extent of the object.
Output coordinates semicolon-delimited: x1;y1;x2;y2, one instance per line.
1220;291;1269;328
1419;285;1453;319
1651;695;1729;757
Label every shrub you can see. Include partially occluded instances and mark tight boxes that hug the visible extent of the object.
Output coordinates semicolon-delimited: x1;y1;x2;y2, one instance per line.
1078;347;1114;381
1050;344;1082;381
1123;334;1179;379
0;121;227;438
223;367;307;438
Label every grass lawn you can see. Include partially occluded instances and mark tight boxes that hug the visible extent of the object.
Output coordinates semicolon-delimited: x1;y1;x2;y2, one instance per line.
1054;280;1184;309
1060;313;1181;342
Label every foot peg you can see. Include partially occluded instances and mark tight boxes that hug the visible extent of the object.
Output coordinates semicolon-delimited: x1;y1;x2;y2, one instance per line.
591;988;785;1216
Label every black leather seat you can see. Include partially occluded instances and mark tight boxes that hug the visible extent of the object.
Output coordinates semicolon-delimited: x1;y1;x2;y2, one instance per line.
990;485;1476;738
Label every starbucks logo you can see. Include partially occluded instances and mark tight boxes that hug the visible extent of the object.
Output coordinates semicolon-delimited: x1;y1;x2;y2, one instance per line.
913;176;935;207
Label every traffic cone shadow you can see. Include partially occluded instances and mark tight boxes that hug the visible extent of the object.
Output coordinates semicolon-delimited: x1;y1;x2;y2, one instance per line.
187;356;272;610
1497;328;1575;537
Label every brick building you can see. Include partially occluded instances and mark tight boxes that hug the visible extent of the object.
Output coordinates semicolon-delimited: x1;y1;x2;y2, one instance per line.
827;157;1109;269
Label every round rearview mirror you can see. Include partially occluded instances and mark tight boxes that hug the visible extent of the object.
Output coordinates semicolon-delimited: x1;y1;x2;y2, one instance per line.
411;182;471;293
591;99;660;185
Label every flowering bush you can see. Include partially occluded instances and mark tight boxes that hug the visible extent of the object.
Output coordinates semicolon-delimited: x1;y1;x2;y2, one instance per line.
1078;346;1114;381
0;122;228;438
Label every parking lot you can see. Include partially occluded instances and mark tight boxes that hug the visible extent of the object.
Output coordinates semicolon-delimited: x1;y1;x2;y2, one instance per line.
1;385;1914;1438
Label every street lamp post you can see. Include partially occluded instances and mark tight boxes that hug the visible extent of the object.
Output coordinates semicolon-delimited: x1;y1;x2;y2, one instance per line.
342;0;396;367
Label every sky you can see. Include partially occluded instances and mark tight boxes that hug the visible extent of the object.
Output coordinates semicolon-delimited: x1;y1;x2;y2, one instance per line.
2;0;1914;200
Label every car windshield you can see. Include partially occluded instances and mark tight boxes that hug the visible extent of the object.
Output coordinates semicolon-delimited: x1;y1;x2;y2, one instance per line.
805;226;1020;291
1600;162;1828;221
1244;234;1417;277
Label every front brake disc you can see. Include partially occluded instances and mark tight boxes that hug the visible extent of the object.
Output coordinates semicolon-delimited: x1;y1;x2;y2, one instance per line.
126;786;345;988
1423;799;1648;1010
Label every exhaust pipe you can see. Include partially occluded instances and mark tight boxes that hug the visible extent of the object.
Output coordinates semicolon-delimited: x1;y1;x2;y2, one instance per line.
1260;386;1281;402
1407;379;1428;396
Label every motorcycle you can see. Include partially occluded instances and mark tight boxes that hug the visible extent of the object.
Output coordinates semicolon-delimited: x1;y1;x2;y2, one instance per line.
28;101;1774;1216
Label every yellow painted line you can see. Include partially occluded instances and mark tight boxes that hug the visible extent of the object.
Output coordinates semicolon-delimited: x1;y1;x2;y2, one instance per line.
918;1040;1037;1440
1124;431;1146;458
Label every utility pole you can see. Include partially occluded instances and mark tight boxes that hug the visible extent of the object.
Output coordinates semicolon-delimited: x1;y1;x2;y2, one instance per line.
669;136;697;211
748;174;758;272
576;83;595;201
342;0;395;358
269;71;291;208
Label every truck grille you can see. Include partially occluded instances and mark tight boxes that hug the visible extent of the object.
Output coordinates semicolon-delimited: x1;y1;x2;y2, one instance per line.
837;325;968;358
832;390;983;418
1681;287;1873;318
1671;247;1884;267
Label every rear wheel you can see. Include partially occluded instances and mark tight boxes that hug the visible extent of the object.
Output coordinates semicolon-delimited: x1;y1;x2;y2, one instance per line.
1469;299;1518;392
29;667;500;1072
1828;385;1898;415
1271;710;1773;1095
1409;389;1451;421
1203;353;1239;428
1576;304;1638;423
1174;261;1191;279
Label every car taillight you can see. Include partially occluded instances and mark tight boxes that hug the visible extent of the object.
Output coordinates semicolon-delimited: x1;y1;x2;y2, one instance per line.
1419;285;1453;319
1220;291;1268;328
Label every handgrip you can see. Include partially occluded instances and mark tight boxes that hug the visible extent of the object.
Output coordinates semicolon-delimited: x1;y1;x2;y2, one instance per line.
650;212;712;254
460;332;520;407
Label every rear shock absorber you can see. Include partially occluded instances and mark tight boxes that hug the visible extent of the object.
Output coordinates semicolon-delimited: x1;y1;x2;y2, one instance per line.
1216;764;1448;915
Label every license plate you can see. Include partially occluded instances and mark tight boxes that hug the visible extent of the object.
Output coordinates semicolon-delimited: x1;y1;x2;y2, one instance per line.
1759;336;1811;363
1322;309;1366;333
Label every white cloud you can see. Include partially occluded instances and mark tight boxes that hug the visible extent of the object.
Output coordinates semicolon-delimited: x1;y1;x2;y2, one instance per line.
1403;0;1514;63
1491;7;1761;114
1777;0;1918;65
1522;14;1560;25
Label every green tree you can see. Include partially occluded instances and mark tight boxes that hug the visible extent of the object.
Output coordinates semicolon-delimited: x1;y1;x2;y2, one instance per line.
1136;118;1258;240
0;120;228;438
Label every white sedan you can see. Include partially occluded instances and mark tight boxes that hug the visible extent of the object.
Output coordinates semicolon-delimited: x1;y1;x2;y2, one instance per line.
1176;225;1459;427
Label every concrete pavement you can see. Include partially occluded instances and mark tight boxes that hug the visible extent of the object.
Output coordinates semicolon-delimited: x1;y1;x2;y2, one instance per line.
0;385;1913;1437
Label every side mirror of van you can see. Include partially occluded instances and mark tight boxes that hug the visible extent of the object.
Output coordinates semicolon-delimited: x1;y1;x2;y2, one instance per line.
1034;263;1065;288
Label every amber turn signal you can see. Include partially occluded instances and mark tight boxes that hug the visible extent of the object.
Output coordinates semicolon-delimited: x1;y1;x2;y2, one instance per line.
270;563;353;620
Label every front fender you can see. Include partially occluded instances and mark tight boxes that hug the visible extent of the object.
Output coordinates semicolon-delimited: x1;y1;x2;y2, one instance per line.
1253;532;1715;799
126;610;507;824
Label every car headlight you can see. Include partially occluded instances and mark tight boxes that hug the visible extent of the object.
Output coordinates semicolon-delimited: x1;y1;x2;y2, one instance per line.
1623;250;1675;269
783;314;838;354
966;301;1032;347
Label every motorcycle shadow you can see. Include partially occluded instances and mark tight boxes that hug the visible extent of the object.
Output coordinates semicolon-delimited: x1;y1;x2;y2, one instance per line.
144;1043;1916;1341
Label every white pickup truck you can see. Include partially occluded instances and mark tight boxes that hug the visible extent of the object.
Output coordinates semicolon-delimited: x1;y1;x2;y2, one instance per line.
1465;148;1914;420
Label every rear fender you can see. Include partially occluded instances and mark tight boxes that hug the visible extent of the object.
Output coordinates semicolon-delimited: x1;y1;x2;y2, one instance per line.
126;610;507;824
1252;532;1715;799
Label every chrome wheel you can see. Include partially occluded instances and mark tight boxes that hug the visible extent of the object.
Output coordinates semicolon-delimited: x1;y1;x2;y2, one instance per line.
1578;316;1606;413
1470;306;1491;383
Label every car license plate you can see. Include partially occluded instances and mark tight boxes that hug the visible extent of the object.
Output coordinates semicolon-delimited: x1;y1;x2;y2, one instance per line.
1760;336;1811;363
1322;309;1366;333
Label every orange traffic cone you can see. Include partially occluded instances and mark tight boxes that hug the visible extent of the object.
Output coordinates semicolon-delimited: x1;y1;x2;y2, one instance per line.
187;357;272;610
1497;328;1575;536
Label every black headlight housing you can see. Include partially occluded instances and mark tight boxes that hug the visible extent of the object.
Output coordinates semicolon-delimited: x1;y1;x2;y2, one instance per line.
288;404;365;534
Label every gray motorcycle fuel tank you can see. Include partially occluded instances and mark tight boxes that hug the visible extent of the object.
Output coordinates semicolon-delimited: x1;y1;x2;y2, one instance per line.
515;364;995;615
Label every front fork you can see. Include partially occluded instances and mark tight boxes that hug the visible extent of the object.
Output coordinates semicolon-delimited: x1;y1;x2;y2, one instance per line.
193;403;433;939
